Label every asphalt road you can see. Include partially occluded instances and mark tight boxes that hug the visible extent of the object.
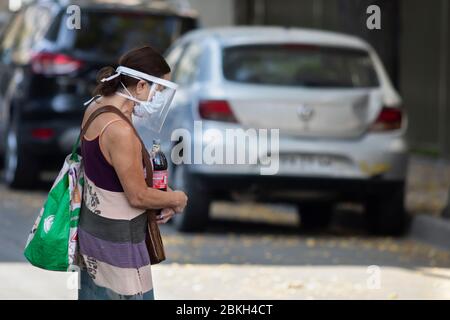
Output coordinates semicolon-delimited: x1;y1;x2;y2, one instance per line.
0;182;449;299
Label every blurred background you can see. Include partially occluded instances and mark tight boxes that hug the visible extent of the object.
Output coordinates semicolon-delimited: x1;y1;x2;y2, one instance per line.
0;0;449;300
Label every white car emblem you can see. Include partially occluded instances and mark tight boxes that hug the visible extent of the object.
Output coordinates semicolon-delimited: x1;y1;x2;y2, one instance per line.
297;104;314;122
43;215;55;234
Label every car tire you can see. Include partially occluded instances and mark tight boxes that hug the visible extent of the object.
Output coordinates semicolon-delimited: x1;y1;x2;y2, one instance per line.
3;120;40;189
365;183;409;236
171;164;210;232
297;201;334;230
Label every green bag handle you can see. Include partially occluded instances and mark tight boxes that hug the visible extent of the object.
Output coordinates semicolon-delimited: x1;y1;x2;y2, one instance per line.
70;135;81;161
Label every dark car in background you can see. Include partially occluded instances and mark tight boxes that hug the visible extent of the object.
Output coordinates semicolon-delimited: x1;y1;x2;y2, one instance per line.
0;0;197;188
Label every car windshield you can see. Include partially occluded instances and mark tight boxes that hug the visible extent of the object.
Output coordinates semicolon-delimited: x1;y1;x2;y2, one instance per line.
222;44;379;88
47;9;194;58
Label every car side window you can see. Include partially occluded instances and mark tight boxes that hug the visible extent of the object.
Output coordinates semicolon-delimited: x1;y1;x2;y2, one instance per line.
0;12;24;62
165;43;186;76
12;6;52;63
173;41;202;86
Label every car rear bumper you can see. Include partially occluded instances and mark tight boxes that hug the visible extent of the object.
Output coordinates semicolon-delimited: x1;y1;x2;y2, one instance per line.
184;123;409;181
186;170;405;202
172;125;409;201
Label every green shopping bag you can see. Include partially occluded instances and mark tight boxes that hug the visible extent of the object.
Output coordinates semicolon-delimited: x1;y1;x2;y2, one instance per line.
24;137;84;271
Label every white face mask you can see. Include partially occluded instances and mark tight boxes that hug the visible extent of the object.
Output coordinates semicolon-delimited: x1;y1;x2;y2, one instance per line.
117;82;163;118
99;66;178;132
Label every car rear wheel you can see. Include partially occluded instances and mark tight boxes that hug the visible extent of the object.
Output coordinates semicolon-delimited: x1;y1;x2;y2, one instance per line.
4;122;39;189
364;183;409;236
297;201;334;230
171;164;211;232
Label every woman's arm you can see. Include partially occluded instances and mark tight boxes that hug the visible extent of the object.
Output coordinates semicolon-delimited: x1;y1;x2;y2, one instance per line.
102;120;188;210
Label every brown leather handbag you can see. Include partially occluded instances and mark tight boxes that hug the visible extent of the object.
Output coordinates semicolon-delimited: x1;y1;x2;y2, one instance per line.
81;105;166;265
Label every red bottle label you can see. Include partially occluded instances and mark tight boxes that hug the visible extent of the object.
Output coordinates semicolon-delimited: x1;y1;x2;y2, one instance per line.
153;170;168;190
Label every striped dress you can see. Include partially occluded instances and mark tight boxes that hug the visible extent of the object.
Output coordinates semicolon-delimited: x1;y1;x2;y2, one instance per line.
77;120;154;300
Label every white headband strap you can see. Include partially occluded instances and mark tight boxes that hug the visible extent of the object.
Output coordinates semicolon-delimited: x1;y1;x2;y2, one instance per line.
100;66;178;90
100;72;120;82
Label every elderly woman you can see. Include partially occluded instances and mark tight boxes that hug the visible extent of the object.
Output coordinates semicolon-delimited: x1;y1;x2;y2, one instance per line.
77;46;188;300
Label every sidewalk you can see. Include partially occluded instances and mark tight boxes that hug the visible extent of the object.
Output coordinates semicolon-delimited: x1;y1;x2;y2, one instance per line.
1;263;449;300
406;155;450;251
406;155;450;216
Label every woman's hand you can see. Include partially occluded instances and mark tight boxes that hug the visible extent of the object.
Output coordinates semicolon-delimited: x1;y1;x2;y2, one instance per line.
170;189;188;213
156;207;176;224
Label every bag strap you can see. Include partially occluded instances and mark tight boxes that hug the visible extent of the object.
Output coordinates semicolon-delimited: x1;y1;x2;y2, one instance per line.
70;105;114;160
73;105;154;187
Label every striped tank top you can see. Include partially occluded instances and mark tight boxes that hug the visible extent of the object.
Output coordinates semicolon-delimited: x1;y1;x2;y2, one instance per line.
78;121;153;298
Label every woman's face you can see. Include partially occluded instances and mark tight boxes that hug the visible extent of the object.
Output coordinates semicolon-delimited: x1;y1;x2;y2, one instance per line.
134;72;171;101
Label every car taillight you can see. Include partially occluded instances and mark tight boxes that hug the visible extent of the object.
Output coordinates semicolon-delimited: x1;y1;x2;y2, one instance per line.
31;52;84;75
370;107;403;131
198;100;237;122
31;128;54;139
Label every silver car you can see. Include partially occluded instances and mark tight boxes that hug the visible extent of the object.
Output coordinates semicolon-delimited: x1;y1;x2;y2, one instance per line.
160;27;409;234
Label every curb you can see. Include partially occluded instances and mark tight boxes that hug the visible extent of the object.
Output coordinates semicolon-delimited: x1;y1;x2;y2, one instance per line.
409;214;450;251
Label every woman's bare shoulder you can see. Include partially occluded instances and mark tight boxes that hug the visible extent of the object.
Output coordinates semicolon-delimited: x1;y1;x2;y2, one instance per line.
82;102;124;128
104;119;137;142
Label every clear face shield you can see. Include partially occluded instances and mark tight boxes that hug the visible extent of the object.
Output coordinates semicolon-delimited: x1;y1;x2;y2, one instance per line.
100;66;178;133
